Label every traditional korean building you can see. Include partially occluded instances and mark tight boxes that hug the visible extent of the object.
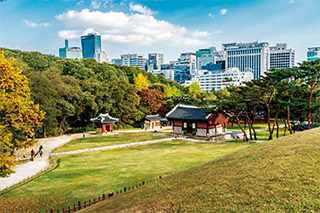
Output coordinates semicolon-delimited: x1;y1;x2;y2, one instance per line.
90;113;119;134
166;104;229;137
291;123;319;133
143;114;163;129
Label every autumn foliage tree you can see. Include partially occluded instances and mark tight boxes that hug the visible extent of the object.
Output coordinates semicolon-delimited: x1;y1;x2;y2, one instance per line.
137;89;166;114
0;51;44;177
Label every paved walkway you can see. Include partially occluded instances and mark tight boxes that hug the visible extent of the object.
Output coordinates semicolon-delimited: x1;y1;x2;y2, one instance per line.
0;133;84;191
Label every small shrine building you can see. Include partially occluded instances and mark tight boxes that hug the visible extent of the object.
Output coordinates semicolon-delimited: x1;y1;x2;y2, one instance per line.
143;114;163;129
90;113;119;134
166;104;229;137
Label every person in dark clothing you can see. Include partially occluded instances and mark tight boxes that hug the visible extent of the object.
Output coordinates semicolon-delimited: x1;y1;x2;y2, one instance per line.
39;145;44;157
31;149;35;161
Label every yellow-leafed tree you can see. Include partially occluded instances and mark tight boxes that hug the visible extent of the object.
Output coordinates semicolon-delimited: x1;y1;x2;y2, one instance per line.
0;51;45;177
133;73;150;91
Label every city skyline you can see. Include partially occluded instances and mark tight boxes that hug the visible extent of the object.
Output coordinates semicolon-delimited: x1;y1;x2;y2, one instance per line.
1;0;319;64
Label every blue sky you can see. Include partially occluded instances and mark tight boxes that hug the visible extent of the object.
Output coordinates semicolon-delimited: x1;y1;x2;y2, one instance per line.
0;0;319;63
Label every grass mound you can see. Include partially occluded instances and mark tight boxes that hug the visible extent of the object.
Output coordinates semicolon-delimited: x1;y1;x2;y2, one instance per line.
84;128;320;212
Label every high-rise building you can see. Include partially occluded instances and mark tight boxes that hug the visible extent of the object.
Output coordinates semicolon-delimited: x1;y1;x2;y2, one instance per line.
307;47;320;61
270;43;295;69
224;41;270;79
196;46;216;70
59;39;83;59
173;53;196;84
81;33;107;63
147;53;164;72
120;53;148;70
198;68;254;92
111;58;122;66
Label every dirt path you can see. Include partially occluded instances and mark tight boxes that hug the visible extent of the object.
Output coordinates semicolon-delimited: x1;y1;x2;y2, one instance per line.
0;133;84;191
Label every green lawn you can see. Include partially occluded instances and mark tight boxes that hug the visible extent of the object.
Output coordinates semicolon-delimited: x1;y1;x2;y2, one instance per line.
0;140;252;213
54;131;169;153
227;121;285;131
82;127;320;213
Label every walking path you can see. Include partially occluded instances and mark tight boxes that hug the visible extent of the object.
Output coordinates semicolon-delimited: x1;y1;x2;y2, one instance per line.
0;133;84;191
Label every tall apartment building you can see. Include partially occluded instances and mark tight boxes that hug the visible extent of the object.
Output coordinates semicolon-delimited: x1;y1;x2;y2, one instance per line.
270;43;295;69
148;53;164;72
224;41;270;79
198;68;254;92
121;53;147;70
59;39;83;59
307;47;320;61
81;33;107;63
173;53;196;84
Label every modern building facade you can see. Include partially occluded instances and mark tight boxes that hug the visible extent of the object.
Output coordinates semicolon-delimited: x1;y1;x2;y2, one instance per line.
307;47;320;61
197;68;254;92
173;53;196;84
120;53;147;70
224;41;270;79
148;53;164;72
196;47;216;70
270;43;295;69
81;33;107;63
59;39;83;59
111;58;122;66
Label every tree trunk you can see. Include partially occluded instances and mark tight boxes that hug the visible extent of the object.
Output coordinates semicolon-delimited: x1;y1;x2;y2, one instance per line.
284;119;287;136
43;126;46;138
59;115;66;136
269;104;281;140
276;119;279;138
248;119;252;141
287;105;292;134
308;86;314;130
232;112;248;142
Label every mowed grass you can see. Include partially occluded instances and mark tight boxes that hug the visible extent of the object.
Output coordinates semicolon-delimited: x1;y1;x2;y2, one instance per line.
227;121;285;131
83;127;320;213
54;131;169;153
0;140;251;213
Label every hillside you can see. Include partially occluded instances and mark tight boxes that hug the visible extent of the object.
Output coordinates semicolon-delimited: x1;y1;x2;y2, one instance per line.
82;128;320;212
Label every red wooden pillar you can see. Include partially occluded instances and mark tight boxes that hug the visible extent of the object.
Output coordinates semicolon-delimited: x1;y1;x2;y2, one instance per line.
102;124;107;133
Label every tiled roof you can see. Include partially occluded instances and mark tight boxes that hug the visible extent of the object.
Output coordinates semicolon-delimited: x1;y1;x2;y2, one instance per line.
90;113;119;124
144;114;163;121
165;104;213;121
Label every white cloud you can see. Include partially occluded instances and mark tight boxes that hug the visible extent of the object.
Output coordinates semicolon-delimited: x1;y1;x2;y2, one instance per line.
56;9;209;47
289;0;294;3
57;30;80;39
214;30;223;34
208;13;214;18
129;2;156;16
220;8;227;15
23;20;50;28
77;0;84;5
91;0;101;9
191;30;211;37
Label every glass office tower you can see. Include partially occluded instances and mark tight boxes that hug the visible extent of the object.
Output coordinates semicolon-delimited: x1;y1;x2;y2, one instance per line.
81;33;101;59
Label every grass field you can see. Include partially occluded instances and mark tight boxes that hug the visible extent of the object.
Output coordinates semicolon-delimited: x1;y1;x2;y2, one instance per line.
82;127;320;212
0;139;252;212
53;131;169;153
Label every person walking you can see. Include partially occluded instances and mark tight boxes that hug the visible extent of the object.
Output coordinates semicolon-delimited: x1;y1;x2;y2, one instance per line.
31;149;35;161
39;145;44;157
83;132;86;138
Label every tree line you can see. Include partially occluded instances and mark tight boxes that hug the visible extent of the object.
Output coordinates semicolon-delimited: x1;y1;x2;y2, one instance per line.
213;59;320;141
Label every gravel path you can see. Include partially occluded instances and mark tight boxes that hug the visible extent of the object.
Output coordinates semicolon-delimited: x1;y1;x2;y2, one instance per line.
0;133;84;191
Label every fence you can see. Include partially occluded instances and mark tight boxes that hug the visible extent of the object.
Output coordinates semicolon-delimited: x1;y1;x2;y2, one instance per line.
51;176;162;213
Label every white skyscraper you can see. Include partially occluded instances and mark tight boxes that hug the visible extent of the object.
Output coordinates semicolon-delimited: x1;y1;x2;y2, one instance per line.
224;41;270;79
270;43;295;69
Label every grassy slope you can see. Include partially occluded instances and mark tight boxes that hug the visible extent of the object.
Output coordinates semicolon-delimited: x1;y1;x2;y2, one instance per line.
0;141;250;213
54;132;168;153
84;128;320;212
